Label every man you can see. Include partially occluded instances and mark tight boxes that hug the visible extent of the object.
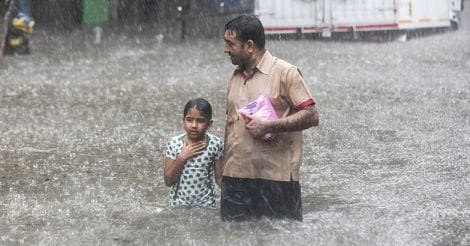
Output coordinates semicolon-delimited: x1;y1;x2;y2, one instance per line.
221;14;319;222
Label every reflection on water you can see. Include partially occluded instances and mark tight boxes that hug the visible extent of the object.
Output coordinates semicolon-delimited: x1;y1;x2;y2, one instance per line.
1;14;470;245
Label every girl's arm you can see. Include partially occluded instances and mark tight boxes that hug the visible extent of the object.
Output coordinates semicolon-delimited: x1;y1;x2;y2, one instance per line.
164;156;186;187
164;141;206;187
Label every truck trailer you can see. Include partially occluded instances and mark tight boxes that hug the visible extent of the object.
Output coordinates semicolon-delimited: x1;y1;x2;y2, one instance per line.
253;0;464;39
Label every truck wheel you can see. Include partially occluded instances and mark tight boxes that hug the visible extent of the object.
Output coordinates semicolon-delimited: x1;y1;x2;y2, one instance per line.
451;21;459;31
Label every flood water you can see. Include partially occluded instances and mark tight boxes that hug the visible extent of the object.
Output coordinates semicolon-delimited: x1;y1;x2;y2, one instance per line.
1;10;470;246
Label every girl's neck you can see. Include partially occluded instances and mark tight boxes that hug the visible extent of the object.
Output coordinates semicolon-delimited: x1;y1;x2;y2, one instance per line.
184;133;206;145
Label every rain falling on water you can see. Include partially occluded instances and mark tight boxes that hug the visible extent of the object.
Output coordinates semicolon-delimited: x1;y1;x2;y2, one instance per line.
1;2;470;245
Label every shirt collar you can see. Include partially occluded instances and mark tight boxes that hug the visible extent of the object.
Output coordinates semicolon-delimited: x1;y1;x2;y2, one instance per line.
255;50;273;75
234;50;273;77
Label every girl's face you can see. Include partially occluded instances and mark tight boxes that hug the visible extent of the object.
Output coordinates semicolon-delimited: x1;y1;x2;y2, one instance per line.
183;107;212;142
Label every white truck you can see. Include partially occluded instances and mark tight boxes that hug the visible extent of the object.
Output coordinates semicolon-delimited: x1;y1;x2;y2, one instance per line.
254;0;464;38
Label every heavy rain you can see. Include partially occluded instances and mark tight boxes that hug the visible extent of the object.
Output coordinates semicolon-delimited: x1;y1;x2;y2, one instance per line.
1;0;469;245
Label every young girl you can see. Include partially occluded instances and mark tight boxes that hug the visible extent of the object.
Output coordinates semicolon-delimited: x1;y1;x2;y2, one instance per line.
164;98;224;207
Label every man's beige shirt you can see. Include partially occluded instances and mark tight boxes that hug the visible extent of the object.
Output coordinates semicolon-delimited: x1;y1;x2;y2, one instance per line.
223;50;315;182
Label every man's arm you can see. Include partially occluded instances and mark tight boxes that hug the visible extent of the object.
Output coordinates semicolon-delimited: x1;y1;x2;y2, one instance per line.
214;157;224;187
244;104;319;139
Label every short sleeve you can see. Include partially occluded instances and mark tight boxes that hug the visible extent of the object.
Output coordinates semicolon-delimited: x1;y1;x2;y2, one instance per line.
215;139;224;160
286;68;316;110
165;139;177;159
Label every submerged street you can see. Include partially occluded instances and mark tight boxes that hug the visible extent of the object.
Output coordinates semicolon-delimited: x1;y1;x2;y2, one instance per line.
1;9;469;246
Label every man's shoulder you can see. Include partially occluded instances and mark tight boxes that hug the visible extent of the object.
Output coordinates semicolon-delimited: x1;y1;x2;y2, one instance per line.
272;56;297;71
258;50;297;75
270;57;300;82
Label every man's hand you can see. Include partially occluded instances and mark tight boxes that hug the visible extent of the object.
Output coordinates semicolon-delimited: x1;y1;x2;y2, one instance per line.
243;114;273;139
242;105;319;140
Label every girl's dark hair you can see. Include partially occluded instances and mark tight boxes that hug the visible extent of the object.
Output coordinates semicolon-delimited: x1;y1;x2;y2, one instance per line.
225;14;265;49
183;98;212;120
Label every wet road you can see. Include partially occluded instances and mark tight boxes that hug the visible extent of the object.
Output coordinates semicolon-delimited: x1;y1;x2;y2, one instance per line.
1;8;470;246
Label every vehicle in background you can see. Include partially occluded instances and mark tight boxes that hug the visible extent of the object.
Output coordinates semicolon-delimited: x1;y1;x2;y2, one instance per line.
451;0;464;29
252;0;464;40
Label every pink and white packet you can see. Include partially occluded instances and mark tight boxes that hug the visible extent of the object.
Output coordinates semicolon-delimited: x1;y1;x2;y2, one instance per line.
239;95;278;141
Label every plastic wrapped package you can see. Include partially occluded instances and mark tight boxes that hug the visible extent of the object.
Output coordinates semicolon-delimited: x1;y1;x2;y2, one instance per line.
239;95;278;141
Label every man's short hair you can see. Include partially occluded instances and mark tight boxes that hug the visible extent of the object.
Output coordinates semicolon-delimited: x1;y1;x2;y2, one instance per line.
225;14;265;49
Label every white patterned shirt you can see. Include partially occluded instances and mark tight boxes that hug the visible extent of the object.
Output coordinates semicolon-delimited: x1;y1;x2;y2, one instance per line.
165;133;224;207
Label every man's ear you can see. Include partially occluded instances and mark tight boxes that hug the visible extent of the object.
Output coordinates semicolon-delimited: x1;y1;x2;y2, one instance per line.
246;40;255;52
208;119;213;128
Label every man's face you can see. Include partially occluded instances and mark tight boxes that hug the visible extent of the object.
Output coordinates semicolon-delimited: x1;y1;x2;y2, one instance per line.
223;30;249;66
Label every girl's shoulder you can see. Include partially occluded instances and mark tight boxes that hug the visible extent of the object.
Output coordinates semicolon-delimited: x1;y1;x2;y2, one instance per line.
167;133;185;145
207;133;223;146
